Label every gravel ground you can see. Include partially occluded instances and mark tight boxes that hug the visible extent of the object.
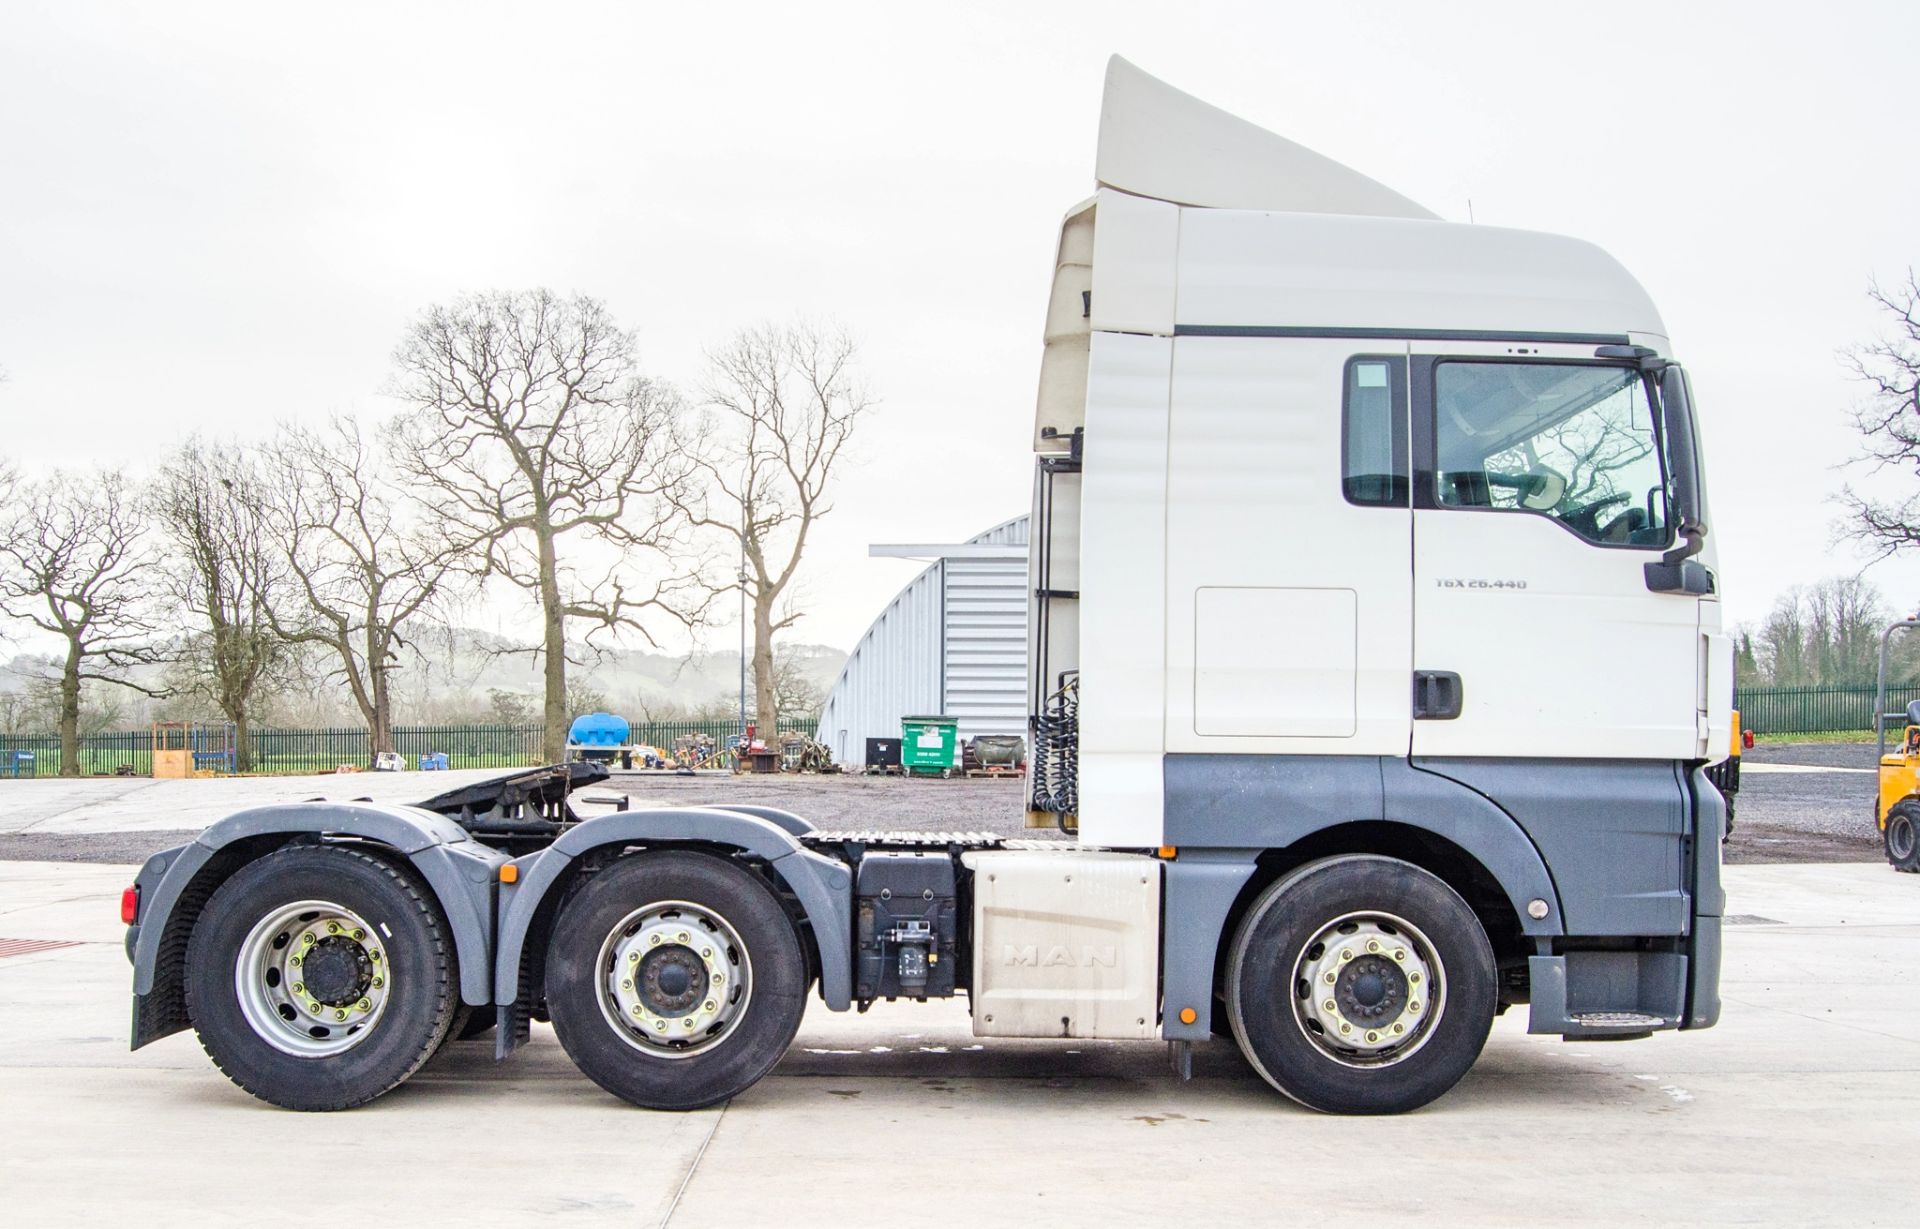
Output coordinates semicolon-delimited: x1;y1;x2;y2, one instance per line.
1727;741;1884;864
0;750;1890;867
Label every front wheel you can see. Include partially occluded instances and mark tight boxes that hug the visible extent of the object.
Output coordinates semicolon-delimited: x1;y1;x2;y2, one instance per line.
1225;855;1496;1115
1887;802;1920;873
545;850;808;1110
185;844;458;1110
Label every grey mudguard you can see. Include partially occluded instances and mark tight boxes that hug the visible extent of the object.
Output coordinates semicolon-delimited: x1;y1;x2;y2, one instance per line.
1162;754;1564;936
1414;758;1690;936
491;806;854;1012
130;802;506;1010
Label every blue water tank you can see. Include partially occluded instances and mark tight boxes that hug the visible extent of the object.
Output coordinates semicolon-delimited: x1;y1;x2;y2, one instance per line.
568;711;630;747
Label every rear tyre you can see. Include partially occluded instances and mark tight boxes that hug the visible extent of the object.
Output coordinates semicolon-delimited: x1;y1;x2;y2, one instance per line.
545;850;807;1110
186;844;458;1110
1226;855;1496;1115
1887;802;1920;873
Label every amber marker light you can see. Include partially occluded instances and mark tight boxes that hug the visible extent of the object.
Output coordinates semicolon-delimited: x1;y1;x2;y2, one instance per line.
499;864;519;884
1156;846;1177;859
1179;1007;1198;1025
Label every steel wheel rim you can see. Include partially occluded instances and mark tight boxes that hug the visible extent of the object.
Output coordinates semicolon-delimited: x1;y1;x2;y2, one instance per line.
1289;909;1447;1069
1892;816;1917;861
234;899;392;1058
594;899;753;1059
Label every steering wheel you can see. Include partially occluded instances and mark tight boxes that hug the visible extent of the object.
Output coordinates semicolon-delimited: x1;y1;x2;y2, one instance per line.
1562;492;1630;538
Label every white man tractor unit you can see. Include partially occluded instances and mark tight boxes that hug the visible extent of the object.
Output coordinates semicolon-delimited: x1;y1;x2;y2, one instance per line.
122;59;1732;1116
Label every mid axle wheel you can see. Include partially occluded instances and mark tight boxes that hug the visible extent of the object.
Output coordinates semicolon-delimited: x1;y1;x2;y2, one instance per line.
546;851;807;1110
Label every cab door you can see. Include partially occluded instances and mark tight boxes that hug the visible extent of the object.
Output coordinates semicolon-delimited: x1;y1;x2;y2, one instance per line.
1408;341;1701;761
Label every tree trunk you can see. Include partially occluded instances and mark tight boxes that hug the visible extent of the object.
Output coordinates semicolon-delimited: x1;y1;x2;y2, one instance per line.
58;644;81;777
538;529;568;764
753;593;777;739
369;666;394;756
230;709;251;774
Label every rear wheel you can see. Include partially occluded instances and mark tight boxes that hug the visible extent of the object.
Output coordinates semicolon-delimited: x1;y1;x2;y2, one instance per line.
545;850;807;1110
1887;802;1920;873
1226;855;1496;1115
186;844;458;1110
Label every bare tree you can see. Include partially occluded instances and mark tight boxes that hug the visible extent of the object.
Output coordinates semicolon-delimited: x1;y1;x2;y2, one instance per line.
0;471;163;774
391;290;710;762
151;440;287;771
691;322;869;738
265;417;457;757
1843;272;1920;553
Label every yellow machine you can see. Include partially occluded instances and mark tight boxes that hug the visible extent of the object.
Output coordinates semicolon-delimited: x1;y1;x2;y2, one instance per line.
1873;621;1920;872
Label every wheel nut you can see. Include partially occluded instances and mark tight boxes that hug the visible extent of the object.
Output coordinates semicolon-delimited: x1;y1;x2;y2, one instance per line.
1409;1001;1421;1014
357;998;371;1011
1324;999;1337;1013
650;935;661;946
290;956;302;968
1324;971;1336;984
292;982;304;994
713;973;724;984
307;1001;321;1013
1366;1031;1379;1043
1394;949;1406;961
1339;1022;1351;1034
352;928;365;940
654;1021;666;1032
622;979;634;990
631;1006;644;1018
703;1001;716;1012
327;922;340;934
702;948;713;958
629;951;641;962
369;950;381;963
677;932;689;943
1408;972;1420;984
302;933;315;945
1393;1023;1405;1034
1340;949;1353;962
371;977;383;989
1367;939;1380;953
682;1018;694;1028
334;1009;347;1021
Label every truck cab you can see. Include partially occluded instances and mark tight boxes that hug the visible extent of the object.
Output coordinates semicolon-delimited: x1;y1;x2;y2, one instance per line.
124;58;1729;1118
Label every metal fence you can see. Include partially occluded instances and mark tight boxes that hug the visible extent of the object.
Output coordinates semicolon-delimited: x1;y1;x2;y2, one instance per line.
1735;685;1920;735
0;718;819;778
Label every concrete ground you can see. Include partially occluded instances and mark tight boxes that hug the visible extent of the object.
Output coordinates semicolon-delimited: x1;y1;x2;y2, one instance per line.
2;858;1913;1226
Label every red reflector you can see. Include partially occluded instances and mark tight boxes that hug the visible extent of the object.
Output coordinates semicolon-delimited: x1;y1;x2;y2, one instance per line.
120;886;139;925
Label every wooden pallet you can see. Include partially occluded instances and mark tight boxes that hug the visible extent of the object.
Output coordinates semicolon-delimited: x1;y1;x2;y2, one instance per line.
964;766;1025;779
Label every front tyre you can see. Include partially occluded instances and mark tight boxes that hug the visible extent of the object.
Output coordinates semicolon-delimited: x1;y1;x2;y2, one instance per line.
185;844;458;1111
1226;855;1496;1115
1887;801;1920;873
545;851;807;1110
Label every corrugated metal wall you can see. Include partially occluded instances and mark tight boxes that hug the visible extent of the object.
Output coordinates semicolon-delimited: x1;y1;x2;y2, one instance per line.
816;516;1029;767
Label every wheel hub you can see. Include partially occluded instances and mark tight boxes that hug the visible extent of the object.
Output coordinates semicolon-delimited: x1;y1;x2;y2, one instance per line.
599;902;753;1058
1292;913;1446;1068
234;901;391;1058
302;936;373;1006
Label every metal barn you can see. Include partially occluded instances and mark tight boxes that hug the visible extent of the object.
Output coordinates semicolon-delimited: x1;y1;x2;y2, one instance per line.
815;516;1029;768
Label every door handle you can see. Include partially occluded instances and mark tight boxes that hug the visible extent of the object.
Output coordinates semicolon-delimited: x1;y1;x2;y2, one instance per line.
1413;671;1464;720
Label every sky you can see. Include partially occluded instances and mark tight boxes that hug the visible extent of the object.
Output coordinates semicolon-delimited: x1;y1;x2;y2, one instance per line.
4;0;1920;659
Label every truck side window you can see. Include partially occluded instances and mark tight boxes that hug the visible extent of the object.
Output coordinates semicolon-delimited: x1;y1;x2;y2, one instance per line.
1432;361;1670;547
1342;357;1407;506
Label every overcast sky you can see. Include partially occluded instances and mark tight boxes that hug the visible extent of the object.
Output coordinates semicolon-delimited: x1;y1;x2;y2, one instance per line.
4;0;1919;658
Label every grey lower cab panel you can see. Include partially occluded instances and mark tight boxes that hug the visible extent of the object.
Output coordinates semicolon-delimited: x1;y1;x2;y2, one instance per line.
1415;758;1692;936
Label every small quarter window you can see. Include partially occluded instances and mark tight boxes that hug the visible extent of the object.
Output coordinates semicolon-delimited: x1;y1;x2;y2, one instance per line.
1342;357;1407;507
